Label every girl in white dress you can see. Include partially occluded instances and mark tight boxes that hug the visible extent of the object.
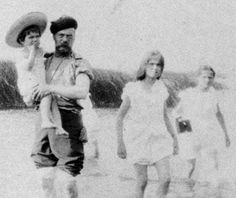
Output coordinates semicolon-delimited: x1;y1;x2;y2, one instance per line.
174;65;230;181
116;50;178;198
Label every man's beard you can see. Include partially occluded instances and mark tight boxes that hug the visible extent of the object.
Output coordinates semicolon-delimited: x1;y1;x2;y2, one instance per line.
55;44;72;57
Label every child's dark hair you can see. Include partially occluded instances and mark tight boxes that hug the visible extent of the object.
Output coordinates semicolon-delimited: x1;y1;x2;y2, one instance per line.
17;25;41;45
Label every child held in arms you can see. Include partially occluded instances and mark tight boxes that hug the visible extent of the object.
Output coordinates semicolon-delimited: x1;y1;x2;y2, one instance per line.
5;12;67;135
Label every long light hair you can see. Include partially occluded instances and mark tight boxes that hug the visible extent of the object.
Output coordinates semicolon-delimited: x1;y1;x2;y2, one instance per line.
136;50;164;81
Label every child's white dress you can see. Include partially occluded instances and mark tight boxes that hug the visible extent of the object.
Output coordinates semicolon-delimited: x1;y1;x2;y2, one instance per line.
176;87;225;160
122;80;173;165
16;49;46;105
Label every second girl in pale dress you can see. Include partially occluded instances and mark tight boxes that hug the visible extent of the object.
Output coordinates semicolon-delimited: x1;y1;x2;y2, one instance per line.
174;65;230;182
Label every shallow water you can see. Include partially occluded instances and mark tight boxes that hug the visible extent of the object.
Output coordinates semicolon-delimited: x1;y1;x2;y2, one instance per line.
0;108;236;198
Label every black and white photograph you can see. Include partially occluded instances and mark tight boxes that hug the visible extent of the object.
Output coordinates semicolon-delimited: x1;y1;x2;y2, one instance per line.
1;0;236;197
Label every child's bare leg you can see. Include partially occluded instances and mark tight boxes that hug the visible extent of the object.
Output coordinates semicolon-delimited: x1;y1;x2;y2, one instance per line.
203;148;219;169
40;95;56;129
133;164;148;198
203;148;219;186
50;100;69;136
154;157;171;198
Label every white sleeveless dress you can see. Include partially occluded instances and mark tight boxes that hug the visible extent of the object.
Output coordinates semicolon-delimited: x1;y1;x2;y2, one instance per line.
122;80;173;165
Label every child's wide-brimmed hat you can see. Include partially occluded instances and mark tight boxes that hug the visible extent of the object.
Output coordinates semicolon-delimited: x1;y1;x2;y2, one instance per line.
5;12;47;48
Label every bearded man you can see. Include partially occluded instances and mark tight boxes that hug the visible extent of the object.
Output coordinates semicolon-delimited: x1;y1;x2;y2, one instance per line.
31;15;93;198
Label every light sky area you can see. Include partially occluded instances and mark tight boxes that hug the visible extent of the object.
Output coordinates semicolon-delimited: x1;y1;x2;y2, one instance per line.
1;0;236;75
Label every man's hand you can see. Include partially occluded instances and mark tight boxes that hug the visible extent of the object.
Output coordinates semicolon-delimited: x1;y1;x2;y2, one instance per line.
32;84;51;101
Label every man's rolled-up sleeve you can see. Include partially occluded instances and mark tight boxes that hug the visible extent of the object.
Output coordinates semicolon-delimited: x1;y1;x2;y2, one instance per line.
75;59;94;81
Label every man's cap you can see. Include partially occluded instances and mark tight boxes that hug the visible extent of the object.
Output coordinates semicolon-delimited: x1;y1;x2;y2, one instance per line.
50;15;78;35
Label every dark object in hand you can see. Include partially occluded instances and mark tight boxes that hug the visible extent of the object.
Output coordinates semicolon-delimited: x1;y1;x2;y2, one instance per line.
175;118;192;134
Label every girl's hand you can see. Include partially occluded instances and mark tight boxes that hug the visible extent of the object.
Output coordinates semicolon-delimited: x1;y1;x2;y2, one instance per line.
173;137;179;155
117;141;127;159
28;41;40;51
225;135;231;147
34;40;40;48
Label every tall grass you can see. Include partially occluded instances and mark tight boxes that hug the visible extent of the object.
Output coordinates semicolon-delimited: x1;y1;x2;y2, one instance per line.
0;60;226;109
90;68;132;108
0;60;25;109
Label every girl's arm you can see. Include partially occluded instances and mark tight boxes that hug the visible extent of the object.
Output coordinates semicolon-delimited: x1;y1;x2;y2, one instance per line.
116;96;131;159
163;101;179;154
216;104;230;147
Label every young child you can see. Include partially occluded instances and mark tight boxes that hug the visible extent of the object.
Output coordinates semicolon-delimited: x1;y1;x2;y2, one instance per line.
5;12;67;134
116;50;178;198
